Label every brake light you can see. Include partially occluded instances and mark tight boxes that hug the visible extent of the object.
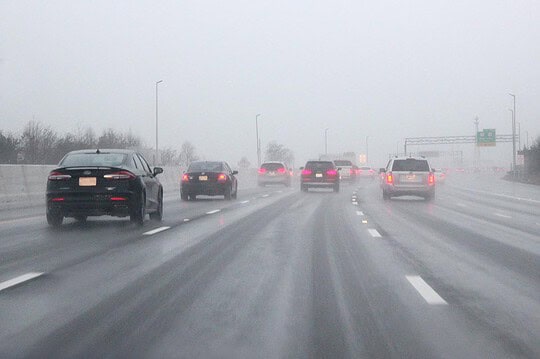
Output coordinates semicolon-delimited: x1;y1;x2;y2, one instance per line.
301;169;312;176
326;169;338;176
103;171;135;180
182;174;190;182
51;197;64;202
258;168;267;174
277;167;286;174
428;172;435;185
48;171;71;180
349;169;355;175
110;197;127;201
386;172;393;184
217;173;227;183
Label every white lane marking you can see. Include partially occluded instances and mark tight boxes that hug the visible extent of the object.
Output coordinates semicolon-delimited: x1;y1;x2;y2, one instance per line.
368;229;381;237
143;226;171;235
206;209;221;215
494;213;512;219
353;202;358;206
362;219;368;224
0;272;44;292
356;211;364;216
262;194;270;198
456;203;467;208
183;218;190;222
275;190;283;193
406;276;448;305
240;200;250;204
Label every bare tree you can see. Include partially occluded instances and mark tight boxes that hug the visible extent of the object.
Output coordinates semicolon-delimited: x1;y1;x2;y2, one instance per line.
0;130;19;164
20;121;58;164
178;141;199;167
264;141;294;166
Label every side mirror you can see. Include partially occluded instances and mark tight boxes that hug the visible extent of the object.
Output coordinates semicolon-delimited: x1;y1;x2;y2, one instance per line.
379;168;386;173
153;167;163;176
232;170;238;175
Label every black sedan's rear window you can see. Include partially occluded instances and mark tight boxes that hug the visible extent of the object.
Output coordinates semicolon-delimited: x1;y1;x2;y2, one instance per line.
305;161;334;170
392;159;429;171
188;161;223;172
60;153;127;167
261;163;285;171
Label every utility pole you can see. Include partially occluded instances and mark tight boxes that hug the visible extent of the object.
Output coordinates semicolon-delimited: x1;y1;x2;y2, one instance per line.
474;117;480;169
509;93;516;175
324;128;329;155
256;114;261;167
155;80;163;166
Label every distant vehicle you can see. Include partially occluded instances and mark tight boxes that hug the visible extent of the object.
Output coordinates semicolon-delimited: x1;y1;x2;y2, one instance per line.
333;159;356;183
433;168;446;184
258;161;292;187
356;166;376;180
46;149;163;227
380;157;435;201
300;160;340;192
181;161;238;200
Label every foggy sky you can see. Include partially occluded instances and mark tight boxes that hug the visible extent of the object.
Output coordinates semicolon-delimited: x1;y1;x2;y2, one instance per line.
1;0;539;167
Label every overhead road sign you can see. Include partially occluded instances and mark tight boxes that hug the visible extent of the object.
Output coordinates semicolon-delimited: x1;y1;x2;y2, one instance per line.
477;129;496;147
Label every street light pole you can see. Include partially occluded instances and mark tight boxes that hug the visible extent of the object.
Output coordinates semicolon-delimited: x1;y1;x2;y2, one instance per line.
365;136;370;165
509;93;516;174
324;128;329;155
155;80;163;166
256;114;261;167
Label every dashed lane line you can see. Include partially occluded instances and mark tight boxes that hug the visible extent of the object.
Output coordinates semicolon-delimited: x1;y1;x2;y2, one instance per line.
183;218;190;222
406;275;448;305
206;209;221;215
494;213;512;219
356;211;364;216
240;200;250;204
262;194;270;198
0;272;44;293
368;229;381;238
143;226;171;236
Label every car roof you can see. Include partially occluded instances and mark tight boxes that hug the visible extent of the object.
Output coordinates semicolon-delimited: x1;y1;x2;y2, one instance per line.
391;156;429;161
261;161;285;165
66;149;137;154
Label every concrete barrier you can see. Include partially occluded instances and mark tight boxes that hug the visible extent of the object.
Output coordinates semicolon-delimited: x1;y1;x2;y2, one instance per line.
0;165;257;211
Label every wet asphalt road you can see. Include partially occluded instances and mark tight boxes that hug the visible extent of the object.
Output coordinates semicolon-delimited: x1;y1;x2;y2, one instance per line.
0;174;539;358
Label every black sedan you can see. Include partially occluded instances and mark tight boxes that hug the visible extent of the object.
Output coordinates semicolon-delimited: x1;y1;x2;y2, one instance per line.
181;161;238;200
46;149;163;226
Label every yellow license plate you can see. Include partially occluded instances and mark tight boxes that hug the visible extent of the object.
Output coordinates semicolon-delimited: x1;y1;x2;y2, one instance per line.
79;177;97;186
199;175;208;181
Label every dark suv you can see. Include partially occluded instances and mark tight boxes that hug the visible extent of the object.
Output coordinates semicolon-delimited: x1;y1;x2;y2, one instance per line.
380;157;435;200
300;161;340;192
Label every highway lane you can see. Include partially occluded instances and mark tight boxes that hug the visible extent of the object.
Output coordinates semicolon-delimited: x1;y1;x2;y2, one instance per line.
0;176;539;358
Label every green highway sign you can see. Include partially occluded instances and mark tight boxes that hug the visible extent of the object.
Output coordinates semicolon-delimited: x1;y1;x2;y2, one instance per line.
477;129;496;147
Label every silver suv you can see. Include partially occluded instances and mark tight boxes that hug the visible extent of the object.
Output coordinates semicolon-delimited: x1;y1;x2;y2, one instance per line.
380;157;435;201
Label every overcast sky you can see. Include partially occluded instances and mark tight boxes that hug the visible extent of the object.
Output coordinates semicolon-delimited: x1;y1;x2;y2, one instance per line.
1;0;539;167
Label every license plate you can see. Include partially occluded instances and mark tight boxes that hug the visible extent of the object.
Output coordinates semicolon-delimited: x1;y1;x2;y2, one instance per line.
79;177;97;186
269;172;275;176
199;175;208;181
316;173;323;178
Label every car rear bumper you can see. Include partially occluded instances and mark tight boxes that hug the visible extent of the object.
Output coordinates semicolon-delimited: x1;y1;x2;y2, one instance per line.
181;182;228;196
258;176;290;185
46;192;135;217
382;185;434;197
301;181;338;188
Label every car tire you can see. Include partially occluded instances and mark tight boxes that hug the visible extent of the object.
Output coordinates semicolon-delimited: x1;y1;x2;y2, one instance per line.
189;194;197;201
130;192;146;226
224;185;232;200
74;215;87;223
232;185;238;199
181;192;188;201
150;190;163;221
47;211;63;227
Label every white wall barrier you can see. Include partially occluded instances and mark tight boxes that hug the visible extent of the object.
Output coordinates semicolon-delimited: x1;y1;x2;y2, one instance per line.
0;165;257;211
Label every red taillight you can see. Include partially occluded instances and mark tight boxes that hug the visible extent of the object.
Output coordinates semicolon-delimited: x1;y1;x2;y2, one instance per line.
217;173;227;183
48;171;71;180
369;169;374;174
428;172;435;185
386;172;393;184
182;174;190;182
356;169;362;175
51;197;64;202
110;197;127;201
258;168;267;175
349;169;355;175
103;171;135;180
277;167;286;174
301;169;312;176
326;169;338;176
